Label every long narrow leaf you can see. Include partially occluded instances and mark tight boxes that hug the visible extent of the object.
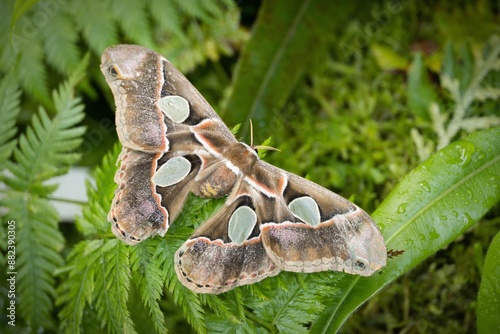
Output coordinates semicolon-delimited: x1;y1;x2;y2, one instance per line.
221;0;377;140
477;231;500;334
311;127;500;333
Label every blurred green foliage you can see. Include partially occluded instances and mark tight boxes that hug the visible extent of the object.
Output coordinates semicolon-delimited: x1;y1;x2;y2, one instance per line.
0;0;499;333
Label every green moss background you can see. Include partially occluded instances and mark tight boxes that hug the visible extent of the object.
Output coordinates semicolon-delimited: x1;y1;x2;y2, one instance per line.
0;0;499;333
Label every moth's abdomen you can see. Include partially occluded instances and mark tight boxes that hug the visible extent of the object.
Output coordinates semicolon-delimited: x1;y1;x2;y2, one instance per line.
193;164;237;199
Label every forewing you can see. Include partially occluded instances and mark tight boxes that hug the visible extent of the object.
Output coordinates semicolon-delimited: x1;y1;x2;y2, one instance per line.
101;44;235;152
108;148;168;244
102;45;237;244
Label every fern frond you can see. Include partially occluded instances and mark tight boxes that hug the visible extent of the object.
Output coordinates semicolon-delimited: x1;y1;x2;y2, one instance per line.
76;146;133;334
69;0;118;55
10;0;38;28
5;88;86;194
56;241;98;334
201;292;241;321
206;314;257;334
249;273;334;333
152;194;230;333
410;36;500;160
0;4;49;106
130;240;167;333
199;0;225;18
111;0;154;48
75;144;119;236
57;145;121;333
173;0;211;21
16;37;52;106
94;239;135;334
59;239;135;334
150;0;185;41
1;194;63;330
0;70;21;167
154;0;247;72
157;235;207;334
0;58;87;329
40;11;81;76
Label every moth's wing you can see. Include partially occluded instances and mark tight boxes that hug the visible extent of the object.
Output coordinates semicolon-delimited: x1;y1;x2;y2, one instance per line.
257;161;387;276
108;148;168;244
109;148;207;245
175;182;281;294
101;44;235;153
102;45;238;244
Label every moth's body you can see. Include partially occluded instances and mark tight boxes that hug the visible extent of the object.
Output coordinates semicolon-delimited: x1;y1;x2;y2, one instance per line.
101;45;387;294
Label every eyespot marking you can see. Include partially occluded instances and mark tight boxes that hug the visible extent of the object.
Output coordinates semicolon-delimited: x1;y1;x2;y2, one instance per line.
153;156;191;187
354;257;368;270
288;196;321;227
158;95;190;123
228;206;257;245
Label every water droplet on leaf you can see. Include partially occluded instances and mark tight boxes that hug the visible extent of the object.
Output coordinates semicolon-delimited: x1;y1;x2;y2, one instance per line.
397;203;407;214
456;142;475;167
419;180;431;192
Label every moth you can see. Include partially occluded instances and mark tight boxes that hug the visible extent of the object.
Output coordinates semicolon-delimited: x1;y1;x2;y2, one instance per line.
101;44;387;294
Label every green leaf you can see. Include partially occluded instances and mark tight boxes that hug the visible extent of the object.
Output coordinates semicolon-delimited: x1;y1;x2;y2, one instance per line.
3;195;64;331
130;240;167;333
57;146;121;333
150;0;185;41
11;0;39;29
158;231;207;333
75;144;119;236
93;240;135;334
57;241;98;334
1;57;87;330
371;43;409;71
111;0;154;48
15;37;52;106
69;0;118;55
477;231;500;334
221;0;376;140
250;274;333;333
407;52;439;120
0;70;21;167
311;126;500;333
40;11;81;75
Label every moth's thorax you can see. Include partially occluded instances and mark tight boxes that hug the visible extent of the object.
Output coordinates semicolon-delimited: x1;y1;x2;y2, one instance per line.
223;142;259;175
192;142;258;199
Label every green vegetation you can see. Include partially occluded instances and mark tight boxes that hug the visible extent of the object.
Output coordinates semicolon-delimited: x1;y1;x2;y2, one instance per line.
0;0;498;333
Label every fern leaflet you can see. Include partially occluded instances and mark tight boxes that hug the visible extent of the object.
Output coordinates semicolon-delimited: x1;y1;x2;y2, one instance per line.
57;146;121;333
94;239;135;334
56;241;98;334
130;240;168;333
0;70;21;171
1;57;87;329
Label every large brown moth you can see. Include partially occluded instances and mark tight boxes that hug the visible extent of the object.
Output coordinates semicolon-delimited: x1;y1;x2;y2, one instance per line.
101;44;387;294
